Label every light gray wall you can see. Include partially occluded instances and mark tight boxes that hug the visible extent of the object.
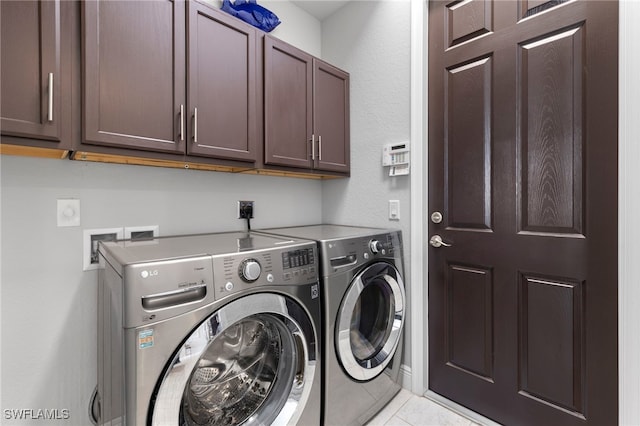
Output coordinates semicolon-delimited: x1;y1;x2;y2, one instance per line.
321;0;412;369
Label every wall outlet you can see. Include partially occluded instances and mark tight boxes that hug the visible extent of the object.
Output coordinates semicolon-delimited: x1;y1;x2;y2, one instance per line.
83;228;124;271
238;201;254;219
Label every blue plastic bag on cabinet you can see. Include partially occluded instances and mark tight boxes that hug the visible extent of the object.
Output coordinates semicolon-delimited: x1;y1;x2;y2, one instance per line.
221;0;281;33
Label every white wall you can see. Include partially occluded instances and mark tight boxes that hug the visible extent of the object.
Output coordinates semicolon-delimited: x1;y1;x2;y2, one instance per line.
0;3;323;423
321;0;412;368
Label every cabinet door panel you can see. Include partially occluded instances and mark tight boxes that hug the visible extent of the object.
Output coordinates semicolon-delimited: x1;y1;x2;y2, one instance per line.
187;3;256;162
314;60;350;173
83;0;185;153
1;0;61;141
264;36;313;169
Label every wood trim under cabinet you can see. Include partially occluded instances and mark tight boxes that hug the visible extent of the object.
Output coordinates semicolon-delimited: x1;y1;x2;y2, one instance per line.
0;143;69;159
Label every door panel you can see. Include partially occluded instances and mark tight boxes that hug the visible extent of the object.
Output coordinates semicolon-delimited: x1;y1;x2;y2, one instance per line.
446;0;493;47
518;274;585;414
518;26;584;235
187;3;257;161
446;57;493;230
83;0;185;153
428;1;618;425
446;264;493;380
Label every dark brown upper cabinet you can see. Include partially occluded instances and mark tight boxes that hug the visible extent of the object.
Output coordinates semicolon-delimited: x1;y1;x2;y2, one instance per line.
313;60;350;173
1;0;73;150
187;2;257;162
82;0;257;163
264;36;350;174
83;0;186;154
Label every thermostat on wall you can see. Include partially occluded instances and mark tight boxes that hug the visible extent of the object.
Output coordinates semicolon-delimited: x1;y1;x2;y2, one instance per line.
382;142;410;176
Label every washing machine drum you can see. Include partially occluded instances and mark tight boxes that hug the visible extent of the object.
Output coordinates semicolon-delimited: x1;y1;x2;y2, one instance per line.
151;293;316;426
336;261;405;382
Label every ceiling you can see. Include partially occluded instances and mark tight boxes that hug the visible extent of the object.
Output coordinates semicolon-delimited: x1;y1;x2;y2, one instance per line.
289;0;350;21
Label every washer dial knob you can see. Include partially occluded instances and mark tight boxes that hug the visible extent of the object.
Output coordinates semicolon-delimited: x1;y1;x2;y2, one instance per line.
369;240;382;254
239;259;261;282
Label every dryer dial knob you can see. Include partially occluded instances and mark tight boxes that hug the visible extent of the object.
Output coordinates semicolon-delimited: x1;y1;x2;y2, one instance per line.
369;240;383;254
240;259;261;282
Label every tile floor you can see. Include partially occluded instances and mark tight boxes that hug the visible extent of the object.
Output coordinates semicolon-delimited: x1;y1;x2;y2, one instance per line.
365;389;481;426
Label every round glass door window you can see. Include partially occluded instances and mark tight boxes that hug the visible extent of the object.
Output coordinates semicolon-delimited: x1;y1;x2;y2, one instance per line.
151;294;315;426
181;316;295;425
336;262;405;381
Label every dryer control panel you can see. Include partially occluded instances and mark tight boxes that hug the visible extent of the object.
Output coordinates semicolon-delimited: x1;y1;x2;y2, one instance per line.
213;243;319;300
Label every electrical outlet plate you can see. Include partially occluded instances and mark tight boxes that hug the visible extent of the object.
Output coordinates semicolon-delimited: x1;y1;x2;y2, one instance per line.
238;201;254;219
83;227;124;271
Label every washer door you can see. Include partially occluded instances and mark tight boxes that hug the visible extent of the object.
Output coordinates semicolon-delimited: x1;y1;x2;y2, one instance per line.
336;262;405;381
151;293;316;426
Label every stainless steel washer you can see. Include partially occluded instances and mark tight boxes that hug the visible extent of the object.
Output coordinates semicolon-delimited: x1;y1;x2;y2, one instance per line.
96;231;321;425
258;225;406;426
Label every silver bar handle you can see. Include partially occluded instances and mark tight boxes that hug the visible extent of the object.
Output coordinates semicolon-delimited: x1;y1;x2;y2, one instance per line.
318;135;322;161
310;134;315;160
193;107;198;143
47;73;54;122
179;104;184;141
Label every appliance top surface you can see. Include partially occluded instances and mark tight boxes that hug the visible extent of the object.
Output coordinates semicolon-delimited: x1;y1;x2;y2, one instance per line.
260;224;396;242
99;231;311;266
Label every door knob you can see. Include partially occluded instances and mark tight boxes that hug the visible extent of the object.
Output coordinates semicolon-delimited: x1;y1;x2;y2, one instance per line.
430;235;451;248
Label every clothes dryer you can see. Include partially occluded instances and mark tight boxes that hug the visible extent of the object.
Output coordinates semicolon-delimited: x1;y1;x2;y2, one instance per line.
96;231;321;425
258;225;406;426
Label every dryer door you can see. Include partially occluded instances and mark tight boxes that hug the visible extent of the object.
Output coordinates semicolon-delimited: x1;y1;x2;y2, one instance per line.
151;293;317;426
336;261;405;381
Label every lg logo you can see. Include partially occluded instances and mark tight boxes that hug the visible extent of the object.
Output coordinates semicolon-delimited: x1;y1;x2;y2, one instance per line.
140;270;159;279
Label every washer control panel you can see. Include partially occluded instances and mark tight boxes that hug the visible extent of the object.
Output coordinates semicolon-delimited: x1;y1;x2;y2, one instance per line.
214;243;318;300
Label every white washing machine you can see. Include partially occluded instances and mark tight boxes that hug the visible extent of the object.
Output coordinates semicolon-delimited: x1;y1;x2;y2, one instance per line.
96;231;322;425
258;225;406;426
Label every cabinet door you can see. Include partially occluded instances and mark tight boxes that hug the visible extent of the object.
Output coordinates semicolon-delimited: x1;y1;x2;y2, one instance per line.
313;60;350;173
264;36;313;169
187;3;256;162
83;0;186;153
1;0;62;142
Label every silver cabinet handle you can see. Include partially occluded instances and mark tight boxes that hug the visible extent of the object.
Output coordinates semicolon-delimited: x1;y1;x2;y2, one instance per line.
193;107;198;143
310;134;315;160
430;235;452;248
318;135;322;161
179;104;184;142
47;73;54;122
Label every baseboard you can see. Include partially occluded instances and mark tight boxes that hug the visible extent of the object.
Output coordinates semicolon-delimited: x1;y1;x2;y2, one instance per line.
400;364;412;389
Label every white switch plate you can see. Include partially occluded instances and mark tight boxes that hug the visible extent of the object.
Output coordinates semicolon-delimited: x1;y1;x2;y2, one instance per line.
57;199;81;227
389;200;400;220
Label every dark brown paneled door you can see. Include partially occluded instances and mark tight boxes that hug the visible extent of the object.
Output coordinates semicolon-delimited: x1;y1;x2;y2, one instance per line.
428;1;618;425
